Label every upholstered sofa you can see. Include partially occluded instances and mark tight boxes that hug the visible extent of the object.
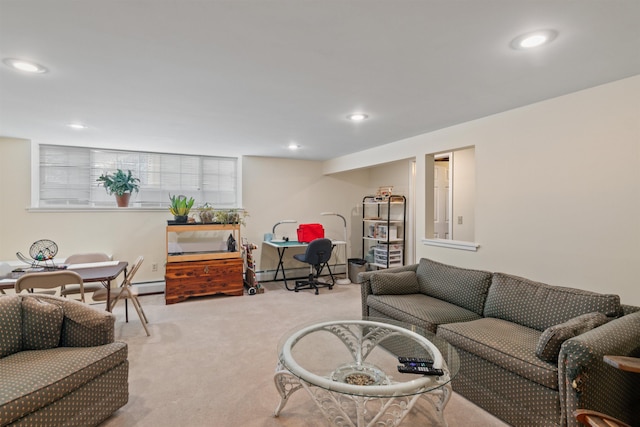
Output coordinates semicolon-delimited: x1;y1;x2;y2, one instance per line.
0;294;128;426
359;258;640;427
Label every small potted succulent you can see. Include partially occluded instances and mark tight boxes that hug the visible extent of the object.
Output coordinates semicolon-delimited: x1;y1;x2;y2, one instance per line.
96;169;140;207
169;194;195;223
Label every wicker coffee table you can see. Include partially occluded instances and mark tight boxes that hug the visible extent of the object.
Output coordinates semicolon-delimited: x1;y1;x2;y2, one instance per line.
274;318;459;426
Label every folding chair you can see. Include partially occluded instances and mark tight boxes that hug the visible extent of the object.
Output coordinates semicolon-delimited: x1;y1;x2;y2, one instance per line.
93;256;149;336
60;252;111;299
16;270;85;301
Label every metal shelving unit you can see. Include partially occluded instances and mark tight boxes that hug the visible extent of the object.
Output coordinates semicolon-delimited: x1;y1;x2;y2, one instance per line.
362;195;406;269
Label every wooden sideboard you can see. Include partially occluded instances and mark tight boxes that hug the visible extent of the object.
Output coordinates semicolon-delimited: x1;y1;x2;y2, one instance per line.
165;223;243;304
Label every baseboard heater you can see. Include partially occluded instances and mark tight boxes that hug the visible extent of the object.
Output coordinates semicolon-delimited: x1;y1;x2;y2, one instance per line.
255;264;346;283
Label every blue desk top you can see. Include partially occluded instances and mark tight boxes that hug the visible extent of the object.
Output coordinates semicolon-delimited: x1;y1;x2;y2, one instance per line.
263;240;345;248
263;240;307;248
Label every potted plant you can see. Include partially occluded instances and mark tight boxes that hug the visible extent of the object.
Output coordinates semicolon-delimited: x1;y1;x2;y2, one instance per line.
169;194;195;223
96;169;140;207
196;202;216;223
214;208;248;225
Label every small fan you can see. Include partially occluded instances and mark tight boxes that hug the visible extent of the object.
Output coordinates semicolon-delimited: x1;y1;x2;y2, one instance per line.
16;239;59;269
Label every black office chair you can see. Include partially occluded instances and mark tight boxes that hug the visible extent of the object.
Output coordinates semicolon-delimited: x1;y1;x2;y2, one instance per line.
292;238;335;295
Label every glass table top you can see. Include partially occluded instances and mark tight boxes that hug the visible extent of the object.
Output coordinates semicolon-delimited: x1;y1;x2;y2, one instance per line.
277;317;459;398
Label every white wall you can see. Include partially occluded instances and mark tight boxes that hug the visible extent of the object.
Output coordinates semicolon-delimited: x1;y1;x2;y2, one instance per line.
3;75;638;305
0;137;170;282
324;75;640;305
0;146;373;282
451;147;475;242
241;156;368;270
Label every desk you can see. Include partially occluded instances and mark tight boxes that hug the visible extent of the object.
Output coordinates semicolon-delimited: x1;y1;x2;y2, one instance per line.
263;240;345;290
0;261;128;312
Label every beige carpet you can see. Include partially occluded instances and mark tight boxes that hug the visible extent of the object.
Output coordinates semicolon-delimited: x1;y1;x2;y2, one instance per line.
100;281;509;427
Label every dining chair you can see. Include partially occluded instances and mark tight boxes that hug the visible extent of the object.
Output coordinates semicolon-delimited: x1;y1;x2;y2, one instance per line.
572;355;640;427
92;256;149;336
60;252;111;299
0;262;13;294
573;409;632;427
15;270;85;301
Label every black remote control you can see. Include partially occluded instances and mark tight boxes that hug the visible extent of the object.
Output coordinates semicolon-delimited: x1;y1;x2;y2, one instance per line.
397;365;444;376
398;357;434;366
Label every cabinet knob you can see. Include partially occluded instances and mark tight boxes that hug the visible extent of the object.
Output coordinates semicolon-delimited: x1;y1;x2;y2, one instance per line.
203;265;210;274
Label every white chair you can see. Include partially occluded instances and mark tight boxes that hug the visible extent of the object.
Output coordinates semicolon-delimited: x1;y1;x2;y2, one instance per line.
60;253;112;299
16;270;85;301
0;262;13;294
93;256;149;336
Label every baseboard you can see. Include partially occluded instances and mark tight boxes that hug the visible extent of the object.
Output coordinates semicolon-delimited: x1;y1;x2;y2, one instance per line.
132;264;348;295
134;281;166;295
255;264;346;282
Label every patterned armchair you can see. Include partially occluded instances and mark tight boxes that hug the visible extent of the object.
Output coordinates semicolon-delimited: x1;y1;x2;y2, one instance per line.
0;294;128;426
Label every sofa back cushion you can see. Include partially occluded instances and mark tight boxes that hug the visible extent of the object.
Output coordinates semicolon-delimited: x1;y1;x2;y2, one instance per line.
0;295;23;357
484;273;621;331
415;258;492;315
22;296;64;350
370;271;420;295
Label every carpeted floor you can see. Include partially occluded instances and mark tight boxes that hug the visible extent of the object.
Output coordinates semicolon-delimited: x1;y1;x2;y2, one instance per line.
100;281;509;426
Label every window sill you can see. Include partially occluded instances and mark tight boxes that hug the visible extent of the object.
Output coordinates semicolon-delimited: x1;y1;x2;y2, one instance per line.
28;207;168;213
421;238;479;252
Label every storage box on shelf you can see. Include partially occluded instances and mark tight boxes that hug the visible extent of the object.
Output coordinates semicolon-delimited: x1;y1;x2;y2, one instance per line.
374;244;403;267
165;223;243;304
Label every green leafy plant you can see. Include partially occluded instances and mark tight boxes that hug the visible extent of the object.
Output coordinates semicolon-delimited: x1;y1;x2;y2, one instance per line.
169;194;195;216
96;169;140;196
214;208;248;225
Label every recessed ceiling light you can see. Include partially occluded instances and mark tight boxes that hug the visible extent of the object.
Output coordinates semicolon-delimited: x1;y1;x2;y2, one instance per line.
288;143;301;150
510;30;558;50
68;123;87;130
347;113;368;122
2;58;48;73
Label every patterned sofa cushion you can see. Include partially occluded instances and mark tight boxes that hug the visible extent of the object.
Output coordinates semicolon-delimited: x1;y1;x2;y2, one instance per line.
0;342;128;426
437;317;559;390
536;312;610;362
367;293;482;334
0;296;22;358
370;271;420;295
484;273;621;331
415;258;492;315
22;297;64;350
32;294;115;347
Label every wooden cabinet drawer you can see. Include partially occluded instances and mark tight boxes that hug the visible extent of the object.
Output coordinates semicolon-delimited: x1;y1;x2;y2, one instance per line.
165;258;243;304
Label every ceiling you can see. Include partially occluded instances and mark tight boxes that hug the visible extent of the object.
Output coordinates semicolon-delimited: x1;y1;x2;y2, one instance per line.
1;1;639;161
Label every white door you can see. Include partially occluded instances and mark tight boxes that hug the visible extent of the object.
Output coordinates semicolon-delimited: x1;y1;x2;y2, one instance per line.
434;160;450;239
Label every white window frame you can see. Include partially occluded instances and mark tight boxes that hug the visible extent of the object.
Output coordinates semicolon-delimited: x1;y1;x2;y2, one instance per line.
31;143;242;210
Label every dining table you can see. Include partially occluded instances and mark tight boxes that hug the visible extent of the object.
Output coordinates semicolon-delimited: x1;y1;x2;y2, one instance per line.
0;260;128;312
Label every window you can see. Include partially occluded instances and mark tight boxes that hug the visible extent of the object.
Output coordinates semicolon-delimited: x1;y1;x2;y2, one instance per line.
423;146;479;251
37;145;239;208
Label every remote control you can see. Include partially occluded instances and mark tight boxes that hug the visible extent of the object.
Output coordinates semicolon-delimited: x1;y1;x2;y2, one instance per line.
397;365;444;376
398;357;434;366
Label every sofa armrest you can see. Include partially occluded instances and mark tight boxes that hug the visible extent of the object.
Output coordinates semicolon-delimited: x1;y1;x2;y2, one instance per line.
359;263;418;317
559;310;640;427
32;294;116;347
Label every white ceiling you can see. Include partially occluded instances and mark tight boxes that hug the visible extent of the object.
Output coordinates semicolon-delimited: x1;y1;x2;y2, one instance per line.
1;1;639;161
